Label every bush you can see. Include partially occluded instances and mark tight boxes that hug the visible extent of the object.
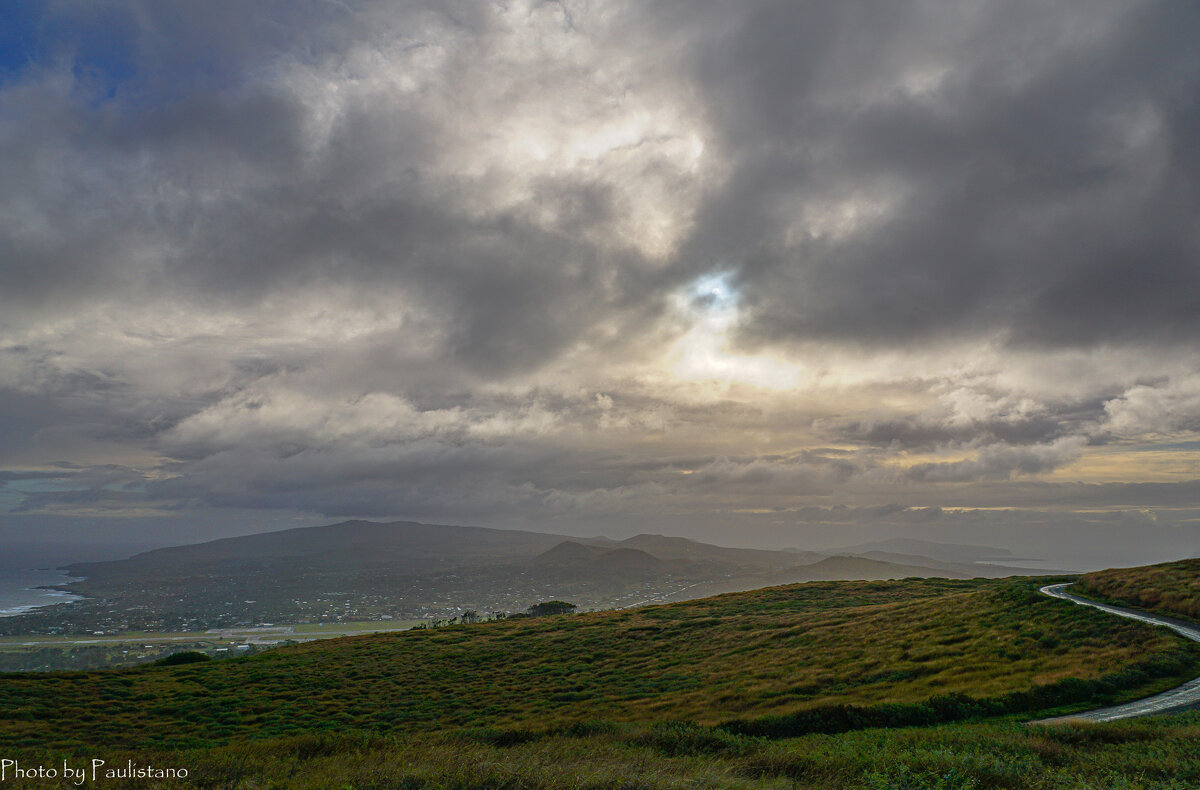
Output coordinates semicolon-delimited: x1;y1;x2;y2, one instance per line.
461;727;544;747
527;601;577;617
157;651;212;666
630;721;751;756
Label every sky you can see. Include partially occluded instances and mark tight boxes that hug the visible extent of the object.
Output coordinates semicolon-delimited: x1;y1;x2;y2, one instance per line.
1;0;1199;569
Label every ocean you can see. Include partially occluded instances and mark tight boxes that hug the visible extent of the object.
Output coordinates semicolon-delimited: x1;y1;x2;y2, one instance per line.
0;569;83;617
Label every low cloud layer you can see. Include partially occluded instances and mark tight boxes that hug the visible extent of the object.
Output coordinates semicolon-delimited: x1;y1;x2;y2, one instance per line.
2;1;1199;566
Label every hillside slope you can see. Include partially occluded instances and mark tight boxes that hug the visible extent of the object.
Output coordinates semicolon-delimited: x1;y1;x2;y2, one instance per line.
1074;558;1200;621
2;575;1196;751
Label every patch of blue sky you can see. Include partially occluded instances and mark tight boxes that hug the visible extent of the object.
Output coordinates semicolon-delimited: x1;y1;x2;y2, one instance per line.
63;8;140;101
689;271;738;309
0;2;138;100
0;1;45;79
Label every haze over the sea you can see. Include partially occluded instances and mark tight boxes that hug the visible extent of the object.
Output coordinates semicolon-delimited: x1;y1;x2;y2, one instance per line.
1;1;1199;567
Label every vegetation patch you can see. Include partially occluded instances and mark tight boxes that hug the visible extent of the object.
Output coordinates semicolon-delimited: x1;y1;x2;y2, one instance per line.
1074;558;1200;622
156;651;213;666
3;714;1200;789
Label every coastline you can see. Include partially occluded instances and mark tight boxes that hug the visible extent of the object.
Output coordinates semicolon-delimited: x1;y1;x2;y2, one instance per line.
0;569;85;618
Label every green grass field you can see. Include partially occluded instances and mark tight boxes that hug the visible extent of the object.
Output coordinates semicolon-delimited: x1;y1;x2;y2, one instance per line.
2;575;1197;754
1074;558;1200;622
2;712;1199;789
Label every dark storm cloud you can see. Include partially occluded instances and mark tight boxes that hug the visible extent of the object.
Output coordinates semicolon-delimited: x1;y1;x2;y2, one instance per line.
7;1;1199;365
0;1;681;382
643;0;1200;349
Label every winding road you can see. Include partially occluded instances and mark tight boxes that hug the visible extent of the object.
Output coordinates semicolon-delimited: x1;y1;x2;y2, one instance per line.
1033;583;1200;723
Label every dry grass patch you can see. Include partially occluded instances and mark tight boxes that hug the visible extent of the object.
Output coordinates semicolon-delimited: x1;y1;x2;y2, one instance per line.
1075;559;1200;622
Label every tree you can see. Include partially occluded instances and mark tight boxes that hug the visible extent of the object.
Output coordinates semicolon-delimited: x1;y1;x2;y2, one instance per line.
156;651;211;666
526;600;577;617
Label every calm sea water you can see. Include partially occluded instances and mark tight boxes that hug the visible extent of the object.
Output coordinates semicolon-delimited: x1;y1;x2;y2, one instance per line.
0;569;83;617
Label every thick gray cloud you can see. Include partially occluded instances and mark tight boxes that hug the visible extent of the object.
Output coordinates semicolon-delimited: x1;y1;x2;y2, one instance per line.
665;1;1200;349
1;0;1199;566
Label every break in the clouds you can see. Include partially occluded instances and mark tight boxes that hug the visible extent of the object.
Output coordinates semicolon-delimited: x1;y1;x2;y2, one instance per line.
2;0;1199;566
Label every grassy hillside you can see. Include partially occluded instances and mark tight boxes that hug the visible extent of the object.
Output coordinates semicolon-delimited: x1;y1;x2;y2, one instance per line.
4;715;1197;790
1074;558;1200;621
2;576;1197;753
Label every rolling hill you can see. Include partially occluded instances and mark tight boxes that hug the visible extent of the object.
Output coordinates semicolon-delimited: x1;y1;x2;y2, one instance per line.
769;555;971;583
530;542;674;575
1073;558;1200;621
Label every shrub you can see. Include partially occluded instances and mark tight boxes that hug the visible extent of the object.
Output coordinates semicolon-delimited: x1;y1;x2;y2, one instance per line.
157;651;212;666
630;721;751;756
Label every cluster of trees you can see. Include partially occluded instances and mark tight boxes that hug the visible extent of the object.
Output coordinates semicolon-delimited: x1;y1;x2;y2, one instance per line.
527;601;577;617
414;601;578;629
